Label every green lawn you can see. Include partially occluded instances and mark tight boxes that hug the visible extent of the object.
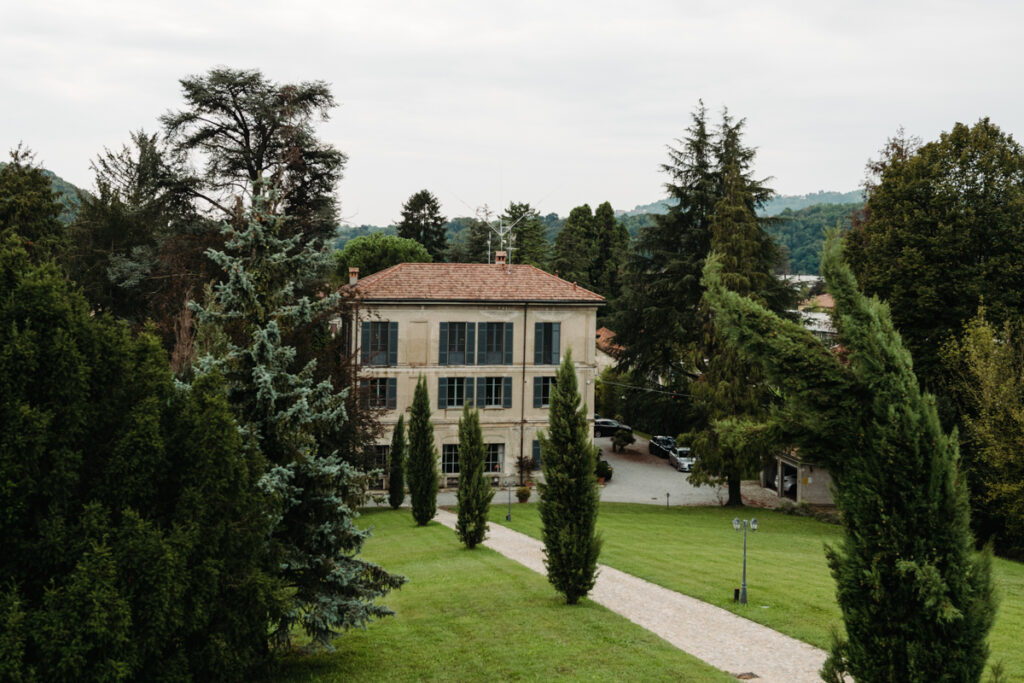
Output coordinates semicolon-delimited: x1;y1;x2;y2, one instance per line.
489;503;1024;680
276;509;733;682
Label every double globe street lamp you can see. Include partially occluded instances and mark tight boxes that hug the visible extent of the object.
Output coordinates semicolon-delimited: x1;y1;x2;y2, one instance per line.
732;517;758;605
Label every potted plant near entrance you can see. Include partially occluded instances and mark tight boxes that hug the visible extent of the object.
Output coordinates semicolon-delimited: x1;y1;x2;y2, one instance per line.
516;485;531;503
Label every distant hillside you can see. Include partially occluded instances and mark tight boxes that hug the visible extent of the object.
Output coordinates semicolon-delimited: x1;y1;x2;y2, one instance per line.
622;190;862;218
766;202;862;274
0;162;84;224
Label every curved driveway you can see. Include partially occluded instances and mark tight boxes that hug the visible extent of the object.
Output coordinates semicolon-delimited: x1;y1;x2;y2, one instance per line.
596;435;725;505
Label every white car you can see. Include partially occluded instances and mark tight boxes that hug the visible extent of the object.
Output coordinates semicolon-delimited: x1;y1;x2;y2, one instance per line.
669;447;695;472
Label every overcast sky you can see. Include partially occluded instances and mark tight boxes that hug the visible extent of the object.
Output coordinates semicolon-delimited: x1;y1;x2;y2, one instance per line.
3;0;1022;226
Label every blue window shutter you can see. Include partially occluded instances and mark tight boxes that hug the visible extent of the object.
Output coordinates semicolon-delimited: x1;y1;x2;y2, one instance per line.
439;322;448;365
534;322;542;364
504;322;513;364
552;323;560;365
477;322;487;364
533;376;542;408
503;376;512;408
533;439;542;468
360;321;370;363
476;377;485;407
466;323;476;365
388;322;398;366
465;377;474;405
359;379;368;408
438;377;447;409
387;378;397;410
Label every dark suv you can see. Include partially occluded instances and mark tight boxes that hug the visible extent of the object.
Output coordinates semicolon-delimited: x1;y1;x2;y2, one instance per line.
594;418;632;438
648;435;676;458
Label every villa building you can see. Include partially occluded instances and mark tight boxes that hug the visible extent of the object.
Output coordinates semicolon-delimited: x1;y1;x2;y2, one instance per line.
342;252;603;486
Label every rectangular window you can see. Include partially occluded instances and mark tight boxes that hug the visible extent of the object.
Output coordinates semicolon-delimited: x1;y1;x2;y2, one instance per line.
478;322;513;364
442;444;460;474
476;376;513;408
361;321;398;366
438;377;473;409
360;378;396;410
374;444;390;472
533;376;556;408
439;322;476;365
485;443;503;473
532;439;542;469
534;322;560;365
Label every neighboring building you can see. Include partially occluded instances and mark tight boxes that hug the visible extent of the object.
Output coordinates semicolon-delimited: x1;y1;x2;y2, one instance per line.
342;252;604;487
594;326;621;374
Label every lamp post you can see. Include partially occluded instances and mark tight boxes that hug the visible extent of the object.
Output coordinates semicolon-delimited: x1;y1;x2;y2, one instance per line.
506;477;513;522
732;517;758;605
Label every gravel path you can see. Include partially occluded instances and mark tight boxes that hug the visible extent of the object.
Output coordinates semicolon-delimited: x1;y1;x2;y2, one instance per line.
434;509;827;682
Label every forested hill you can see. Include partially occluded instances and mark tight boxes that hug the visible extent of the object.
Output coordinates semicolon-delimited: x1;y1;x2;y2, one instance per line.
0;163;83;224
621;189;862;218
765;202;861;274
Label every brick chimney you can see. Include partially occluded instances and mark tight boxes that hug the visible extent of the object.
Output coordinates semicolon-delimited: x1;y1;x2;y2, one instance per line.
348;267;359;285
495;251;507;265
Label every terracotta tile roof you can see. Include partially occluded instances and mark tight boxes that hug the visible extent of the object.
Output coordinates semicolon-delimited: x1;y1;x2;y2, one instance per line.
595;327;623;356
346;262;605;304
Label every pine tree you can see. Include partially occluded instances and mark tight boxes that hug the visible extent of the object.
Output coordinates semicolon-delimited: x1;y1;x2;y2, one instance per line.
193;193;404;647
388;415;407;509
0;146;66;262
455;405;494;548
689;163;789;505
398;190;448;260
407;374;439;525
550;204;594;286
538;349;602;604
702;235;995;681
614;103;717;381
589;201;629;303
502;201;548;267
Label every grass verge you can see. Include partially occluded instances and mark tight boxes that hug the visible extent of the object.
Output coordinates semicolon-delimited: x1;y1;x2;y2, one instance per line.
276;508;734;682
489;502;1024;679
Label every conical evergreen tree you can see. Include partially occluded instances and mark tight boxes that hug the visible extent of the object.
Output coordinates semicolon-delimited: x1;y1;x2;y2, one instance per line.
614;103;717;381
407;375;438;525
589;201;629;304
502;201;548;267
550;204;593;286
455;405;494;548
388;414;407;509
702;235;995;681
397;189;447;260
193;192;404;647
689;163;789;505
538;349;602;604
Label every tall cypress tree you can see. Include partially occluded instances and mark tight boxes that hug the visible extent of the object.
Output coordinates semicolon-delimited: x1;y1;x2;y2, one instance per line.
388;414;407;510
407;375;438;525
455;405;494;548
702;235;995;681
589;201;629;303
538;349;602;604
193;193;404;647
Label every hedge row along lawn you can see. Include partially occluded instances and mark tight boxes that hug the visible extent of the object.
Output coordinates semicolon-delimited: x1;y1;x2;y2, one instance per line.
489;503;1024;680
277;508;733;682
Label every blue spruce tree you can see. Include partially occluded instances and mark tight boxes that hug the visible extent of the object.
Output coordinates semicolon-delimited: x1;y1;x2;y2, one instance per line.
193;192;404;648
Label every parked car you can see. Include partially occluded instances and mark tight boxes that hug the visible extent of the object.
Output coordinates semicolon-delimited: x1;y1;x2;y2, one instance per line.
669;447;695;472
648;435;676;458
594;418;632;438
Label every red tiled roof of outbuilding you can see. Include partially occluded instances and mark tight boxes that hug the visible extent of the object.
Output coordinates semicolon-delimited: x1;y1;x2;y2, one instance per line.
346;262;605;304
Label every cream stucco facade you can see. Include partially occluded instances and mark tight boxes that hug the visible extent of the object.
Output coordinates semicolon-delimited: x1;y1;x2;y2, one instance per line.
347;264;602;486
